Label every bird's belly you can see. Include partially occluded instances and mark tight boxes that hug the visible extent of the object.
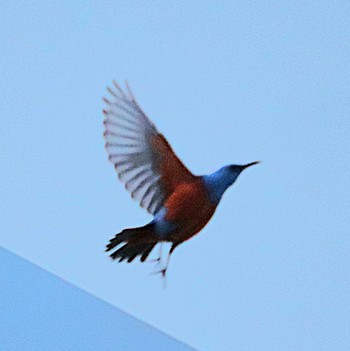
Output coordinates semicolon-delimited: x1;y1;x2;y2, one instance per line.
163;181;217;242
166;202;216;242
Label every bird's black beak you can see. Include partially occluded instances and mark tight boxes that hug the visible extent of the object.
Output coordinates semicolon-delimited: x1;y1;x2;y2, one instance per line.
242;161;261;170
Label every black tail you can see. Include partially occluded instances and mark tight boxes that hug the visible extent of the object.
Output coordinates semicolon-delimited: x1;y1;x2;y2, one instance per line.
106;224;157;263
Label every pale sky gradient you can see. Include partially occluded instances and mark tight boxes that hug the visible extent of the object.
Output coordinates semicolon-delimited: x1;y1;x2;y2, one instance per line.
1;2;350;350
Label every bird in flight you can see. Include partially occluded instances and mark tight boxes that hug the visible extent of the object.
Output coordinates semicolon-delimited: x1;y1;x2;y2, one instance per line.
103;81;259;277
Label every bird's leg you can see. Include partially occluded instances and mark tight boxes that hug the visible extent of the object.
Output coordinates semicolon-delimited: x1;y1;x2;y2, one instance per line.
158;252;171;278
148;243;163;264
153;243;179;279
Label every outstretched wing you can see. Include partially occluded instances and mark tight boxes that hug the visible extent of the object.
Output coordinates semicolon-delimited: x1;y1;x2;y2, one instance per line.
103;81;195;215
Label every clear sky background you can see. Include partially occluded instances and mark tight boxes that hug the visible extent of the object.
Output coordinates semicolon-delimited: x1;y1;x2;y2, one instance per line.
1;2;349;350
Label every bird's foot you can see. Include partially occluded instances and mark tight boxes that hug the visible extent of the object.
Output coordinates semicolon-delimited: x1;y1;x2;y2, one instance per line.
150;267;167;278
148;257;161;264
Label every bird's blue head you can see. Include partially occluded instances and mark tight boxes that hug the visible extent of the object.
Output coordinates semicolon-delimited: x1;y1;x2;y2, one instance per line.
203;161;260;204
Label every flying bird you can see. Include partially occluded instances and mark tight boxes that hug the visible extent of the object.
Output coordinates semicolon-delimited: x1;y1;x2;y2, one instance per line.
103;81;259;277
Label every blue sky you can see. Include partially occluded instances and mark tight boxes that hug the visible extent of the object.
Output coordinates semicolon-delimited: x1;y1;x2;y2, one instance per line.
1;1;349;350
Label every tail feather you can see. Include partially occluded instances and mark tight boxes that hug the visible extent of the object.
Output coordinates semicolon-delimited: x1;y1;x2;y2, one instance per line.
140;243;157;262
106;224;157;263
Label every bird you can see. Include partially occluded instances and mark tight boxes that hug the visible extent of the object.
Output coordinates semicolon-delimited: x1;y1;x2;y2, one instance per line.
103;81;259;278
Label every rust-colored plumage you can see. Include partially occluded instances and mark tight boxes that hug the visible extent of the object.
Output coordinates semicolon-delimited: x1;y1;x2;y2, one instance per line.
150;133;195;198
163;181;216;243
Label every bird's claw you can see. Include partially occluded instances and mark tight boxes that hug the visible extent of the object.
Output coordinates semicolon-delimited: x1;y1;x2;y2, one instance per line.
148;257;161;264
150;268;167;278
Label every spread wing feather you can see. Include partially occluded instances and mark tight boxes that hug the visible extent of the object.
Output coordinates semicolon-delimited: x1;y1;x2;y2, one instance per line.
103;81;195;214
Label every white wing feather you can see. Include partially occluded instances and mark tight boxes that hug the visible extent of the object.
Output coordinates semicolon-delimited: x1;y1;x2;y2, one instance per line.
103;82;165;214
